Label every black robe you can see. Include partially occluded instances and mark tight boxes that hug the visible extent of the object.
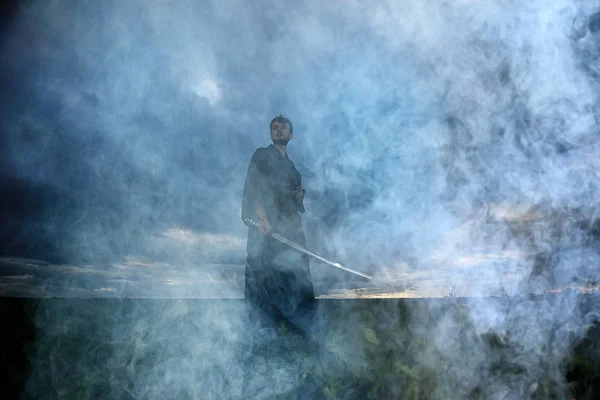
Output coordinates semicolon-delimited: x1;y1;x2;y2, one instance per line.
241;144;315;329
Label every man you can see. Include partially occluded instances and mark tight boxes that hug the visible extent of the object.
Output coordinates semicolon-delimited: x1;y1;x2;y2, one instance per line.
241;114;315;336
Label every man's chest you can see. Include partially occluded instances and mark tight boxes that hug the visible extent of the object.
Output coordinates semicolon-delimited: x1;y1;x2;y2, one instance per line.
259;157;298;184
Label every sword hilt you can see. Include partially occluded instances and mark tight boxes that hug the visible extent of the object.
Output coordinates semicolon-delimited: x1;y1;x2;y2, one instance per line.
243;217;259;228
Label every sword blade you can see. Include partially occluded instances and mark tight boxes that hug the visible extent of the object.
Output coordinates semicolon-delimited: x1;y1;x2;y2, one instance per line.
270;233;372;280
243;217;372;280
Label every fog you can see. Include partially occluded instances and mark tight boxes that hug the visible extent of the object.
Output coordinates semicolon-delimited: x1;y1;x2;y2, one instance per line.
1;0;600;398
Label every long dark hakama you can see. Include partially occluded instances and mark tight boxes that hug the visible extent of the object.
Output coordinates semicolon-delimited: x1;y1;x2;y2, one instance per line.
241;144;315;334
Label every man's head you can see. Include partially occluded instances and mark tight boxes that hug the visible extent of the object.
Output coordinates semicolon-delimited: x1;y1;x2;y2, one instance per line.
270;114;293;146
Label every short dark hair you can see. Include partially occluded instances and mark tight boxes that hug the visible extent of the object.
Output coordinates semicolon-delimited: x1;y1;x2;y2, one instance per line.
270;114;293;133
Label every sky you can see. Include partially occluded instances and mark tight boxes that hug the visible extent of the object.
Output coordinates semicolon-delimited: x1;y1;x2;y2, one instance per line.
1;0;600;298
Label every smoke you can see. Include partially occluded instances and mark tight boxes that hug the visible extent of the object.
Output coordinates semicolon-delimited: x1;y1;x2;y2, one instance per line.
3;0;597;277
2;0;600;398
301;0;600;280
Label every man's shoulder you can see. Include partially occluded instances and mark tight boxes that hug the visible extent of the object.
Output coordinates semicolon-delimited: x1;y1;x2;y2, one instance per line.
250;145;274;160
254;146;271;154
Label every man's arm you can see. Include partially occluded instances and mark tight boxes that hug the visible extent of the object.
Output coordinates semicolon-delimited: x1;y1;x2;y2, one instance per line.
241;149;271;234
254;203;271;234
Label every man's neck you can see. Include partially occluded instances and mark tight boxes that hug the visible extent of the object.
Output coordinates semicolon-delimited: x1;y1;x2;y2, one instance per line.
274;143;287;157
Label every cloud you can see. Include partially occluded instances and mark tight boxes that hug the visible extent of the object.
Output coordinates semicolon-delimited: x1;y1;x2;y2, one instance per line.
1;0;599;297
191;78;222;105
0;256;243;298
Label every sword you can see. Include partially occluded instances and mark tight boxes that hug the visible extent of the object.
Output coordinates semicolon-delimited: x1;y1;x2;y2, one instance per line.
243;217;373;280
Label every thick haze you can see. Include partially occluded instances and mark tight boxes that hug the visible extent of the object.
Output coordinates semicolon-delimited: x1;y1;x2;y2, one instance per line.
1;0;599;297
2;1;600;398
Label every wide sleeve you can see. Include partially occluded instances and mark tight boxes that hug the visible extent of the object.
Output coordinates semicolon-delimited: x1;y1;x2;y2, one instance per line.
241;149;266;225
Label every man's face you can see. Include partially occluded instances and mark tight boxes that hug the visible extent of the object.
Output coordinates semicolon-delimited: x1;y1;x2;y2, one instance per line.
270;121;292;145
